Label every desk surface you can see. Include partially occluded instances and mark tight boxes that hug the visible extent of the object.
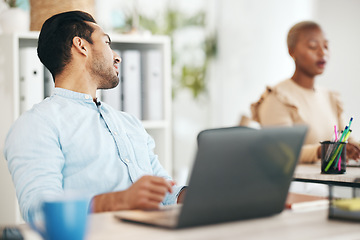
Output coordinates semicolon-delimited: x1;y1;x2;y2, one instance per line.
20;209;360;240
294;163;360;187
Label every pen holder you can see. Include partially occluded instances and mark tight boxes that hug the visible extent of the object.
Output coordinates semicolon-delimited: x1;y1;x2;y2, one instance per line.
321;141;346;174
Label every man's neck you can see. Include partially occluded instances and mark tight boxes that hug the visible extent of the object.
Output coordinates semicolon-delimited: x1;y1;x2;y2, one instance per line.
54;71;97;100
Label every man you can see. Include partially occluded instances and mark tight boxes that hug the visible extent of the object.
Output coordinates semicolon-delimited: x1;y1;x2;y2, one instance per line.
4;11;185;222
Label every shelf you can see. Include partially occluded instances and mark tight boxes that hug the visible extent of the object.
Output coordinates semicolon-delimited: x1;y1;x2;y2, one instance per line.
142;121;170;129
0;32;173;224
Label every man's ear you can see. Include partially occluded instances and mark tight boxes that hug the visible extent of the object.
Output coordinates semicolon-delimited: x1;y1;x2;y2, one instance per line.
72;36;88;56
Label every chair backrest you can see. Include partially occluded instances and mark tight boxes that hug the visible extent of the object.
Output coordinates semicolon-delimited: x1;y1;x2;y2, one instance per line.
239;114;261;129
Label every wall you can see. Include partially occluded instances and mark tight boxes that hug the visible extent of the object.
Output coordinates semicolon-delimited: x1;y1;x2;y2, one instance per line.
313;0;360;139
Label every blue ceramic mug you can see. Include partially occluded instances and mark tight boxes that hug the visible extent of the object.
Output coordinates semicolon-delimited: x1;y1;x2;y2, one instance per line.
29;196;89;240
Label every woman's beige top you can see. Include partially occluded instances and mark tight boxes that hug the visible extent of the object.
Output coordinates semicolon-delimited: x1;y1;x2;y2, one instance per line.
251;79;345;163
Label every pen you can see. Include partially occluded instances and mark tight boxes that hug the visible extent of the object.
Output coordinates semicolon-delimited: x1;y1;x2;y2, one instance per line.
324;126;347;163
334;125;340;170
326;117;354;172
334;125;338;141
335;129;351;170
323;126;340;161
326;144;344;172
348;117;353;129
344;129;352;142
338;126;348;142
331;130;352;171
325;126;349;172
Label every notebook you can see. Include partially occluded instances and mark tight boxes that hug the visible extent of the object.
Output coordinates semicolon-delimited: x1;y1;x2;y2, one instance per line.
285;192;328;211
115;125;308;228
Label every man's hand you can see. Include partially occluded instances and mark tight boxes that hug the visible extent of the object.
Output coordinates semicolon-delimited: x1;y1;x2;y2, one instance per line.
123;175;174;210
91;175;174;213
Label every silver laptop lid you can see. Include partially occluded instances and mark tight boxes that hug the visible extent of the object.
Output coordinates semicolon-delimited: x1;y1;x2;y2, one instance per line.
177;125;307;228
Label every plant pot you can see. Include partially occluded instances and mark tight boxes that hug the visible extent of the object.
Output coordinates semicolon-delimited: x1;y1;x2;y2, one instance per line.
29;0;95;31
0;8;29;33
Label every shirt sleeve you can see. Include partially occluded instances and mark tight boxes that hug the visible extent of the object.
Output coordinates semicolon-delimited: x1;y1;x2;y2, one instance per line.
4;111;65;222
145;132;185;205
299;144;320;163
257;93;319;164
126;114;186;205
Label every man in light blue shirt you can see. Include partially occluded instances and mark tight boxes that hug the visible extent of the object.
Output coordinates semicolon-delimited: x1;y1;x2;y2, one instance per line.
4;11;186;222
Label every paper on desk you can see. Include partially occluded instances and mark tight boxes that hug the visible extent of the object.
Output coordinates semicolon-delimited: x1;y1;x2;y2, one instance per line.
333;198;360;211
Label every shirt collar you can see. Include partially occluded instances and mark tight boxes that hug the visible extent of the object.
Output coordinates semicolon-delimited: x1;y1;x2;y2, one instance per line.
53;88;94;102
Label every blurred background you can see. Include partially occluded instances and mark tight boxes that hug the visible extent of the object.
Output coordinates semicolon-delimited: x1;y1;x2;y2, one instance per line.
1;0;360;185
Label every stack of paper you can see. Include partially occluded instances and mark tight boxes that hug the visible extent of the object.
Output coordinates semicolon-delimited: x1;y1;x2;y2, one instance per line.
285;192;329;211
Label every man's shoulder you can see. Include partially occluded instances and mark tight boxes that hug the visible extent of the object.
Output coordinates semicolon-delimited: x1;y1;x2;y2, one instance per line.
20;97;58;119
11;96;66;133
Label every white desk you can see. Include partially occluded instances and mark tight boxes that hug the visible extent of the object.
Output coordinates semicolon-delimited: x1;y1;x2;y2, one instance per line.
17;164;360;239
294;163;360;187
19;209;360;240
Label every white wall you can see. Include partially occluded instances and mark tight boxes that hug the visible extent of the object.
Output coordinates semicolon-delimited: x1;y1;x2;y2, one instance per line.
313;0;360;139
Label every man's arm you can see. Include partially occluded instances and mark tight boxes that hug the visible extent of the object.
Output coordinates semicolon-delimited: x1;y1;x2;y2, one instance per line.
91;175;174;212
4;112;65;222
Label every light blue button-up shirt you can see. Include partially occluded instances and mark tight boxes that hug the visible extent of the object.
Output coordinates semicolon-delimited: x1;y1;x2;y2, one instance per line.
4;88;183;222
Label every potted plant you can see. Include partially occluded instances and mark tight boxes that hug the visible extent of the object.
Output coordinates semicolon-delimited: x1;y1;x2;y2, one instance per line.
0;0;29;34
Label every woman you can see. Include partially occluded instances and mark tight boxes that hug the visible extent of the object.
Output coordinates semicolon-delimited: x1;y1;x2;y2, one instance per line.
251;21;360;164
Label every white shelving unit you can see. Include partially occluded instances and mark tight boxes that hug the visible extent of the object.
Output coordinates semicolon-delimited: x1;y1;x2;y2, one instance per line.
0;32;172;224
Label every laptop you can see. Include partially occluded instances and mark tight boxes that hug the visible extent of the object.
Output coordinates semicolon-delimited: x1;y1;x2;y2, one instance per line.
115;125;308;229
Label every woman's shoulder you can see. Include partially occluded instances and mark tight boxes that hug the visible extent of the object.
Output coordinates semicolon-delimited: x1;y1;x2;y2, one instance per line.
327;89;344;114
251;79;297;122
313;86;343;109
260;79;299;99
273;78;295;89
257;79;298;103
272;78;308;95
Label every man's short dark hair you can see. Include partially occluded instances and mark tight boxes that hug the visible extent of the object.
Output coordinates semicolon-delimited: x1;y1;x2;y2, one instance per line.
37;11;96;79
